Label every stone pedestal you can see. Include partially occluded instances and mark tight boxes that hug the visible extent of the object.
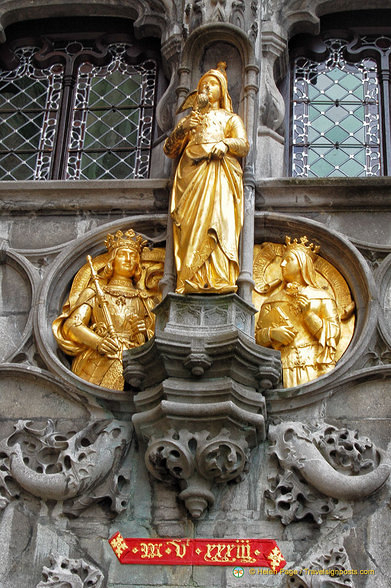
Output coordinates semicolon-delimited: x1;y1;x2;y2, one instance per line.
123;294;281;517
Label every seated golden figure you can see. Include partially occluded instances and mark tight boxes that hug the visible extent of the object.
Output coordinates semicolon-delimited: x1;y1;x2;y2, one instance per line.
53;229;161;390
164;62;249;294
254;237;355;388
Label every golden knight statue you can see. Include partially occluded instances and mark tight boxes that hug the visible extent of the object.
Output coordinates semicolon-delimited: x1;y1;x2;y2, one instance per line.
164;62;249;294
254;236;355;388
53;229;163;390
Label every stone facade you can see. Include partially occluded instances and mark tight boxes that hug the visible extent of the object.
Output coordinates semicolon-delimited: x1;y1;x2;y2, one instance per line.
0;1;391;587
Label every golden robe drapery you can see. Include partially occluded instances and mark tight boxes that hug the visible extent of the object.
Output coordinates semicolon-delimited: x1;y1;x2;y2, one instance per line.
256;285;341;388
164;74;249;294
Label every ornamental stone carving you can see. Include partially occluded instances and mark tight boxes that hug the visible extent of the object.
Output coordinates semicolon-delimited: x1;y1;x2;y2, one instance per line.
285;546;354;587
37;554;104;588
183;0;255;35
145;428;250;518
266;421;390;525
0;419;131;517
124;293;281;517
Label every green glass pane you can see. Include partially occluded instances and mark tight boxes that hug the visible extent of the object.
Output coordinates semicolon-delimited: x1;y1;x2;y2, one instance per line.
328;68;346;81
308;78;332;100
89;72;142;109
306;145;367;177
339;116;365;143
310;73;333;92
308;127;332;145
322;83;350;102
307;152;335;176
338;73;363;96
323;148;350;167
343;147;365;162
352;83;366;100
324;126;349;144
80;150;136;180
322;104;352;123
89;79;123;108
307;84;321;101
0;111;44;149
0;152;37;180
0;77;49;110
338;155;366;176
308;106;335;130
83;109;140;149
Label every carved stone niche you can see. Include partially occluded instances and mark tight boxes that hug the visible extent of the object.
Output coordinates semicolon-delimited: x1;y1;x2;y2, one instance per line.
123;293;281;518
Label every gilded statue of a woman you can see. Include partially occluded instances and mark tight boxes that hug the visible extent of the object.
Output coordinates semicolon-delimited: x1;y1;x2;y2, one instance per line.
255;237;354;388
53;229;159;390
164;62;249;294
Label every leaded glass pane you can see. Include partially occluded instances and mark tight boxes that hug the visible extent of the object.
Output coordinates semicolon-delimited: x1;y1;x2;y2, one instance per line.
66;45;157;180
0;47;63;180
292;39;381;177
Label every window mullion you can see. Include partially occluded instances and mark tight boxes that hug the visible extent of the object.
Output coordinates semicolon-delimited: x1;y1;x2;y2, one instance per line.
378;52;391;175
50;65;76;179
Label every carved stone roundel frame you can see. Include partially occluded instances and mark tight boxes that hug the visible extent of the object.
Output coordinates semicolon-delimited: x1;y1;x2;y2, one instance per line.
34;215;167;404
254;212;377;413
375;251;391;349
0;246;38;363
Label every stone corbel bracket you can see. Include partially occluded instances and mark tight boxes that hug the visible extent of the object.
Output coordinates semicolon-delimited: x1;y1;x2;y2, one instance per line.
124;293;281;517
266;421;390;525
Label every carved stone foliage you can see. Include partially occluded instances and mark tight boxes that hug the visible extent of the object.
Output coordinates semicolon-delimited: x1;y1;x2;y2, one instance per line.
362;339;391;368
266;467;339;526
37;554;104;588
358;246;389;271
286;546;354;587
265;422;390;525
183;0;257;38
145;428;249;518
0;419;131;517
313;425;380;475
261;0;318;32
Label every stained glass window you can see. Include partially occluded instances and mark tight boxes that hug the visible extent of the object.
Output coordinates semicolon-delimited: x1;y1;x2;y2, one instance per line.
0;47;63;180
292;38;382;177
67;46;157;180
0;24;159;180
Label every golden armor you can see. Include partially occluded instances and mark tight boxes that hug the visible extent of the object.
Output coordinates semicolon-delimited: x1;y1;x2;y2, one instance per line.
254;237;355;388
164;62;249;295
53;230;163;390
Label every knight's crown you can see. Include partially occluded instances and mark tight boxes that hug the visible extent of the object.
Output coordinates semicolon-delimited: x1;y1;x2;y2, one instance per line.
285;235;320;257
104;229;147;254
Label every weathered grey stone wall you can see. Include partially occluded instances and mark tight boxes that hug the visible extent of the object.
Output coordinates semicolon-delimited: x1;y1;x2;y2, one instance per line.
0;1;390;587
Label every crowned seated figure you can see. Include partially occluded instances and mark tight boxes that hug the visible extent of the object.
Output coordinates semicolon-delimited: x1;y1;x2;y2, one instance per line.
53;229;157;390
255;237;342;388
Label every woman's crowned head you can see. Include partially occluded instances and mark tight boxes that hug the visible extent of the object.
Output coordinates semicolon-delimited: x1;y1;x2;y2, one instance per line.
282;236;320;287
